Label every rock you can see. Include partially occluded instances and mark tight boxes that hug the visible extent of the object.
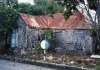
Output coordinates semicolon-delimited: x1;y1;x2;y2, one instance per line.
47;56;53;61
70;61;75;64
55;47;66;54
21;49;26;55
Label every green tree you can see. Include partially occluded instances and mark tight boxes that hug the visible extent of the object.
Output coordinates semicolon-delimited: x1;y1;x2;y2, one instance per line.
63;0;99;18
0;6;18;32
88;0;99;10
16;3;33;15
63;0;78;19
0;5;18;51
14;0;64;15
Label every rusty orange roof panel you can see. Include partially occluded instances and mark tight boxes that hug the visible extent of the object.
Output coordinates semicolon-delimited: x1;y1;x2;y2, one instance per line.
20;12;91;29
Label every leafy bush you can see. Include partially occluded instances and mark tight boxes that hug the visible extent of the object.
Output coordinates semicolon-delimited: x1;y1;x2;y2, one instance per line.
43;29;53;40
96;65;100;70
34;43;42;50
16;0;64;15
16;3;33;15
0;5;18;52
0;5;18;32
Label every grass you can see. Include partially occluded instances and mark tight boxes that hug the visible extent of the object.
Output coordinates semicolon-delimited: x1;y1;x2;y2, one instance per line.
96;65;100;70
95;59;100;70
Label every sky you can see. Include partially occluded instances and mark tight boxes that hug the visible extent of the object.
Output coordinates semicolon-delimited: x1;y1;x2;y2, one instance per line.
18;0;35;5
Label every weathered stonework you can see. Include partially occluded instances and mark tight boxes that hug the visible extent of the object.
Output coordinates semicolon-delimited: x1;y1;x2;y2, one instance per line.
54;30;92;54
13;16;93;55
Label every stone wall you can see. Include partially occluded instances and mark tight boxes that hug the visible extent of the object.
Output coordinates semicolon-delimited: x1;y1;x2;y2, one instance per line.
54;30;93;54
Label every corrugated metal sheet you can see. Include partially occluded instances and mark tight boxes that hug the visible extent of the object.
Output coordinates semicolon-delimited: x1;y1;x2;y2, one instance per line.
20;12;91;29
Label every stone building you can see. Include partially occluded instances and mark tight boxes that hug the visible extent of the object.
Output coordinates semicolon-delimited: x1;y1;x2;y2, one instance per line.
11;12;93;54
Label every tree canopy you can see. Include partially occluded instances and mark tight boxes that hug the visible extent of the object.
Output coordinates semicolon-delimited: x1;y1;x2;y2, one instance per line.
15;3;33;15
0;6;18;32
16;0;64;15
63;0;100;18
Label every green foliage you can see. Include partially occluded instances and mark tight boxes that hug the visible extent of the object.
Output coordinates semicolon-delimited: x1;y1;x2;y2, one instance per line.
0;5;18;49
43;29;53;40
16;3;33;15
96;65;100;70
88;0;98;9
16;0;64;15
33;42;43;55
51;1;64;13
34;43;42;50
90;28;97;33
90;28;97;36
0;0;17;7
34;0;58;15
64;0;77;19
63;0;99;18
64;0;77;10
0;5;18;32
64;10;72;19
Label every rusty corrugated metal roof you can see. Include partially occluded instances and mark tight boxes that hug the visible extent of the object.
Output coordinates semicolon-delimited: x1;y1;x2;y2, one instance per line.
20;12;91;29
